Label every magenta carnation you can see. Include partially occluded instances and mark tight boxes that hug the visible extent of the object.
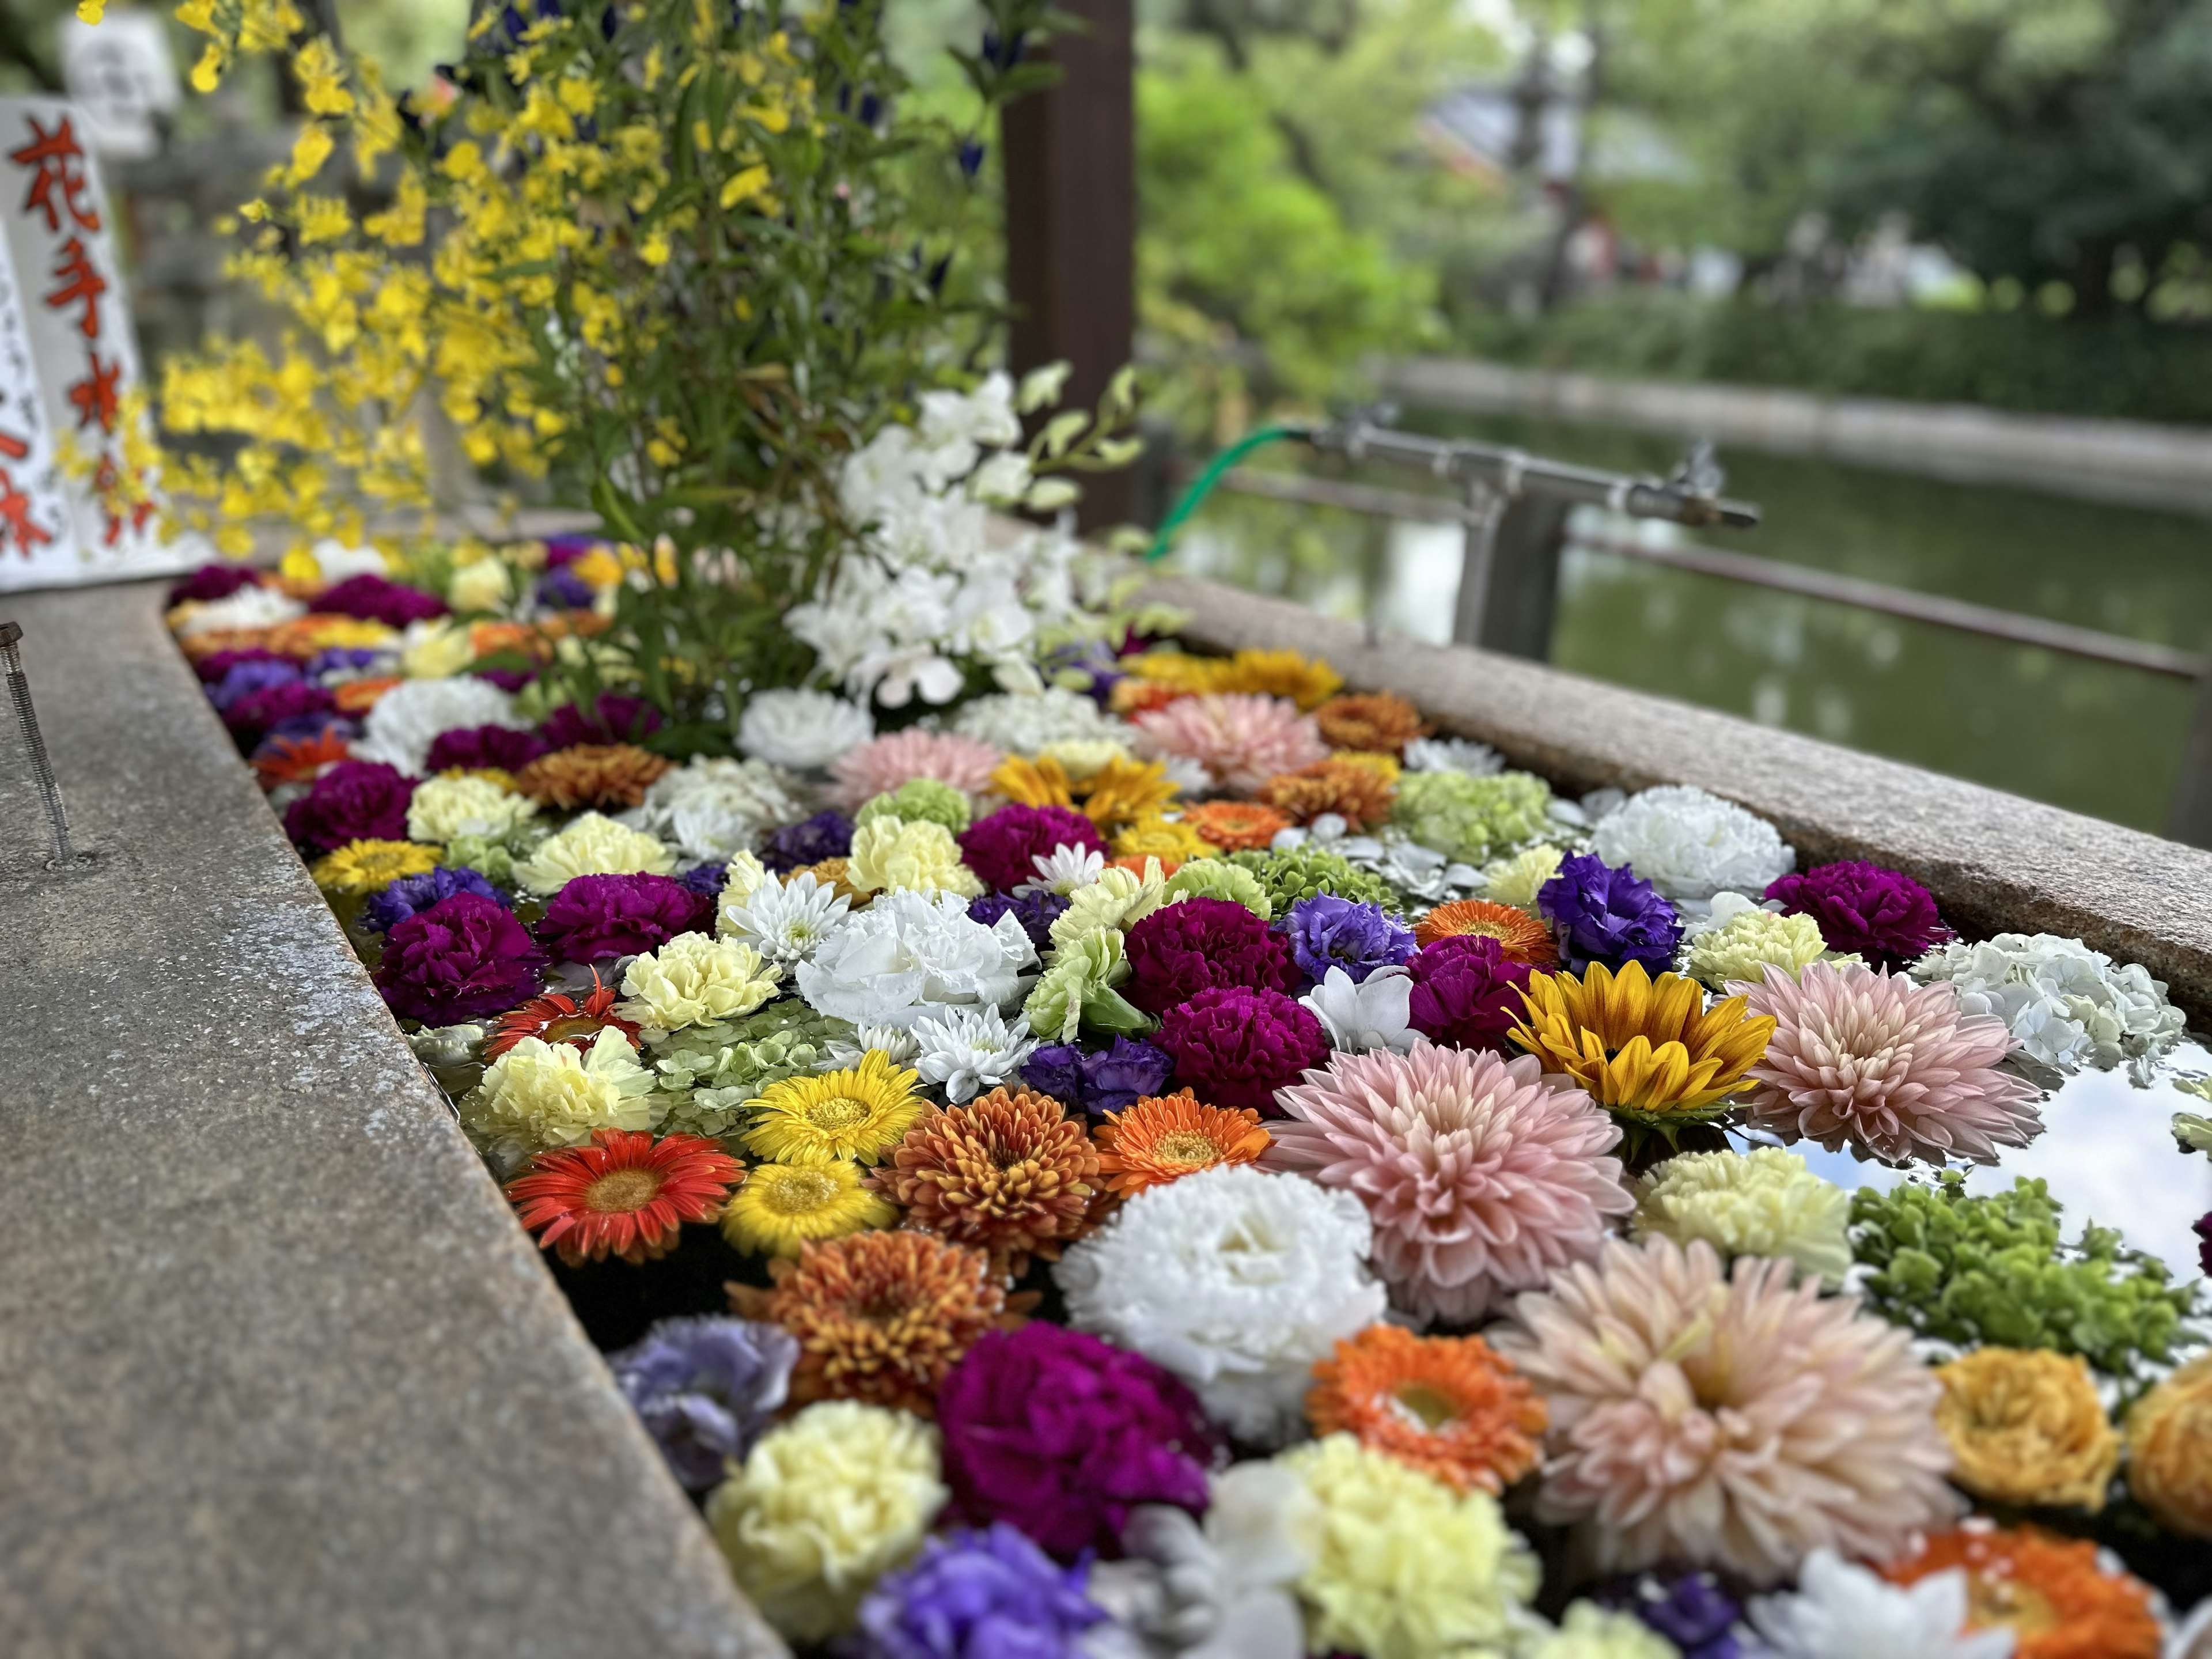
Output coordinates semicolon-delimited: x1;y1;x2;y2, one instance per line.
1404;933;1535;1053
828;729;1005;812
225;679;336;745
310;573;448;627
1130;693;1328;794
283;759;416;853
1763;861;1951;969
534;872;714;963
170;563;263;605
540;692;663;748
1150;985;1329;1112
374;892;547;1023
1122;896;1296;1016
957;804;1104;892
424;723;550;774
936;1323;1218;1559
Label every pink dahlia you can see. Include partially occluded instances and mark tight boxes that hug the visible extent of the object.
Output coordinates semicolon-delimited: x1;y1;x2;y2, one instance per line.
1130;694;1328;794
1736;961;2041;1166
1267;1045;1631;1322
828;729;1006;812
1491;1236;1957;1586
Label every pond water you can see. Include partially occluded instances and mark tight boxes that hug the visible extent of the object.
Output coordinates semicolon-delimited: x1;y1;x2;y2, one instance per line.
1167;413;2212;833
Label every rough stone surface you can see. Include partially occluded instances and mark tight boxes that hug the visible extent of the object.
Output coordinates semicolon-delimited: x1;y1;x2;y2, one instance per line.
1149;573;2212;1019
0;582;783;1659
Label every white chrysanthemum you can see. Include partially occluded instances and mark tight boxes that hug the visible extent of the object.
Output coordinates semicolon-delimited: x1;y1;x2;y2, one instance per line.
512;810;676;894
718;870;854;965
622;757;805;863
822;1023;923;1069
406;773;537;844
738;688;876;771
1526;1603;1683;1659
171;584;306;636
1632;1147;1852;1285
1018;842;1105;897
1590;785;1795;903
353;675;525;774
617;932;783;1032
1276;820;1485;909
1748;1548;2013;1659
1301;965;1418;1055
1055;1164;1387;1446
953;688;1128;755
795;888;1038;1029
1911;931;2186;1073
1404;736;1506;777
459;1028;656;1166
910;1004;1037;1103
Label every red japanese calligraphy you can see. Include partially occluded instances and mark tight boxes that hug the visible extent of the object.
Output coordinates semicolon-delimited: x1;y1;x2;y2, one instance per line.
0;429;26;461
44;236;105;339
8;115;100;236
0;465;54;555
66;350;120;433
90;454;154;547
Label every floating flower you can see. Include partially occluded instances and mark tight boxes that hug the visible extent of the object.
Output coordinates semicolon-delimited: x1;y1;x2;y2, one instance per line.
1540;853;1684;976
2124;1350;2212;1538
1056;1164;1385;1445
847;815;984;899
1933;1347;2119;1512
1124;896;1297;1016
707;1400;947;1642
910;1004;1037;1103
965;888;1067;952
743;1051;929;1166
1592;1570;1755;1659
1738;962;2042;1165
935;1323;1218;1558
1078;755;1181;830
1049;861;1169;948
1527;1604;1683;1659
1589;786;1794;903
505;1127;744;1266
718;866;853;964
171;581;306;637
484;975;639;1060
855;1524;1108;1658
857;778;972;837
458;1028;656;1165
1020;842;1108;900
513;743;672;810
763;809;855;874
608;1315;798;1493
721;1159;899;1257
1685;896;1847;990
1283;894;1415;986
310;837;442;896
1301;964;1419;1055
1764;861;1949;969
953;689;1128;757
1493;1236;1956;1585
171;562;262;606
351;675;524;774
512;811;676;894
313;571;448;627
874;1085;1099;1268
1150;984;1330;1113
1259;759;1395;831
1414;897;1557;965
738;687;876;770
1911;933;2186;1074
405;771;537;843
1177;800;1291;853
830;729;1006;812
1108;815;1213;868
1120;646;1343;710
1021;1036;1176;1117
540;692;662;748
1023;928;1146;1045
1483;842;1566;911
1404;933;1535;1052
623;755;805;863
1881;1526;2162;1659
283;759;416;854
1509;961;1772;1123
1093;1089;1271;1195
1631;1147;1851;1285
991;753;1079;812
1748;1548;2013;1659
616;931;782;1032
251;724;358;789
359;863;507;933
1270;1044;1630;1321
535;870;711;963
1306;1324;1546;1497
796;889;1037;1030
1392;770;1553;865
957;804;1104;892
423;722;548;775
1314;691;1427;755
374;889;546;1022
1131;693;1328;794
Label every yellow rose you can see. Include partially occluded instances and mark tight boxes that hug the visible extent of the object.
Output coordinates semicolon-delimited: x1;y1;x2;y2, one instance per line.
1934;1347;2119;1512
2127;1350;2212;1538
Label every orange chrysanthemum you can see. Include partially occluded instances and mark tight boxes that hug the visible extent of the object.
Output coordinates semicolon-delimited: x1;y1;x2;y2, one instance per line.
332;676;402;716
1315;691;1427;755
1882;1526;2162;1659
1416;898;1559;967
506;1128;744;1266
1093;1089;1272;1195
252;728;354;789
1177;800;1293;853
1258;758;1396;830
873;1086;1100;1271
1306;1324;1547;1496
732;1230;1013;1415
484;974;641;1060
514;743;673;809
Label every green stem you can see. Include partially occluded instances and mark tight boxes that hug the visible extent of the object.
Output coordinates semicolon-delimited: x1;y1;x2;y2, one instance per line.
1145;422;1309;562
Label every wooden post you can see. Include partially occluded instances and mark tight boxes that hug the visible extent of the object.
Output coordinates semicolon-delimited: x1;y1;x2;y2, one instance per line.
1001;0;1134;532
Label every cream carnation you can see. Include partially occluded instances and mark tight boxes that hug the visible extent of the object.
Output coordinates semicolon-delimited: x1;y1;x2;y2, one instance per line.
353;675;527;774
1528;1604;1684;1659
738;688;876;771
1054;1164;1387;1446
458;1028;655;1166
512;811;676;894
952;687;1126;756
846;815;984;898
1130;693;1329;794
1047;861;1169;950
1267;1044;1633;1323
827;728;1006;812
616;932;783;1031
622;756;804;863
1686;893;1856;990
397;618;474;679
795;888;1037;1029
1480;843;1565;912
1590;786;1795;903
405;772;537;844
707;1400;946;1642
1631;1147;1851;1285
1911;931;2187;1073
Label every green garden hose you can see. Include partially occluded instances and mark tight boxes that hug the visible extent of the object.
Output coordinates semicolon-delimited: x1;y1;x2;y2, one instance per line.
1146;423;1309;561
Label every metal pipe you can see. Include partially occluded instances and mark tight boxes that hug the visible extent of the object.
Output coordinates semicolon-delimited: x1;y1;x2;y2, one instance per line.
0;620;72;863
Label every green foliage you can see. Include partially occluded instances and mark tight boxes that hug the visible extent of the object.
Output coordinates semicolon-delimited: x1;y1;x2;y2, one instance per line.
1389;770;1554;867
855;779;974;835
647;1002;854;1142
1225;846;1399;913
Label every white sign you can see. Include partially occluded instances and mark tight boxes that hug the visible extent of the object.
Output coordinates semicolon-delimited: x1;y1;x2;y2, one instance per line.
60;11;183;162
0;96;204;592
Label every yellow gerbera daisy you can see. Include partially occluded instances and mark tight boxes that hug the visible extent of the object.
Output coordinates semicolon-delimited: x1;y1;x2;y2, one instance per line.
991;754;1077;809
1111;815;1218;863
309;838;442;895
1080;756;1180;830
721;1159;897;1257
742;1050;929;1166
1508;960;1774;1119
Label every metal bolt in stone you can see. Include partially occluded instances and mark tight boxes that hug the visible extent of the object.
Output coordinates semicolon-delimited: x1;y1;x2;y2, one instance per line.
0;619;72;864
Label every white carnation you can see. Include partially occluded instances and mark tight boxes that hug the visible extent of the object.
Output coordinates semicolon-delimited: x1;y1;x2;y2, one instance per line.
1749;1548;2013;1659
353;675;527;774
1055;1165;1387;1446
794;888;1038;1029
1589;784;1795;903
1911;932;2186;1073
910;1004;1037;1103
953;688;1128;756
737;689;875;771
171;584;306;637
717;870;854;966
621;756;804;862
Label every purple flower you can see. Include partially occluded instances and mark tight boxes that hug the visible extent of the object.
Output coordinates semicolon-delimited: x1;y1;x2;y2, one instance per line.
1022;1036;1175;1118
305;645;388;682
761;809;854;874
1594;1570;1762;1659
1539;852;1683;976
194;645;289;684
970;888;1070;952
2198;1210;2212;1278
608;1315;797;1493
224;679;336;745
937;1325;1218;1559
543;534;600;567
423;722;550;774
374;892;546;1022
540;692;662;748
1124;896;1296;1017
534;872;713;963
311;573;448;627
1406;933;1533;1053
169;562;262;605
1283;894;1414;985
858;1524;1107;1658
957;804;1104;892
362;865;509;933
1764;860;1951;969
266;711;358;747
283;759;416;853
678;861;728;899
209;656;304;710
535;566;597;610
475;666;537;694
1150;985;1329;1113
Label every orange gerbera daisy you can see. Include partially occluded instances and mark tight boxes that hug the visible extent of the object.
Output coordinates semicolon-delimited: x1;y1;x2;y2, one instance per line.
1416;898;1558;967
1881;1525;2162;1659
1093;1089;1272;1195
484;974;641;1060
1177;800;1293;853
332;676;402;716
253;728;355;789
1109;679;1190;717
506;1128;744;1266
1258;758;1395;831
1306;1324;1547;1496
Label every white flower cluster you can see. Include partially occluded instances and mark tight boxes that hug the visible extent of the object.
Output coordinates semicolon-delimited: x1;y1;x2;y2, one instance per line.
952;687;1129;756
794;888;1038;1029
736;689;874;771
1403;736;1505;777
354;676;527;774
1589;784;1796;903
620;757;804;862
1912;931;2187;1073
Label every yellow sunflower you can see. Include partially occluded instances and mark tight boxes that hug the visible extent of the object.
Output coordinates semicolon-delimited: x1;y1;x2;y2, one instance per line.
720;1159;897;1257
742;1050;930;1166
1508;959;1774;1118
309;838;442;895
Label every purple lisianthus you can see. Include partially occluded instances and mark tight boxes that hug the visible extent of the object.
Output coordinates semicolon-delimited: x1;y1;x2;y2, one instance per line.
209;656;304;711
1539;852;1683;976
678;861;728;899
283;759;416;853
225;679;336;745
1283;893;1414;985
957;804;1104;892
535;872;713;963
362;865;509;934
423;722;550;775
969;888;1070;953
761;809;854;874
1406;933;1533;1053
535;566;597;610
194;645;289;684
858;1524;1107;1658
1763;859;1951;969
937;1324;1218;1559
1124;896;1297;1017
374;891;546;1022
1149;985;1329;1113
540;692;662;748
169;562;262;606
1595;1570;1761;1659
311;572;448;627
1023;1036;1176;1118
608;1315;797;1493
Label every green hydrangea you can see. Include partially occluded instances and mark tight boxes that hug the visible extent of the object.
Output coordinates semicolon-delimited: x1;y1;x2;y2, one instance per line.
646;1001;853;1140
1391;770;1553;866
441;827;543;887
854;778;971;835
1850;1172;2202;1392
1225;846;1399;915
1162;857;1274;921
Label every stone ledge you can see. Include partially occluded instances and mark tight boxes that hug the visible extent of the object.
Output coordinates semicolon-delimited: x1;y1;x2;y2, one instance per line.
0;582;781;1658
1147;573;2212;1020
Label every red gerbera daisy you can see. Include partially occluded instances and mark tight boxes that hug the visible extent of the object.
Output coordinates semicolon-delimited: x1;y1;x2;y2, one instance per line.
252;728;355;789
506;1128;745;1266
483;974;640;1059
